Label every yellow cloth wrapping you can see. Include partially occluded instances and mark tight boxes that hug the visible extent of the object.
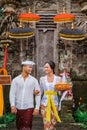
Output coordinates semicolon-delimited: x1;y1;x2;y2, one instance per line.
44;90;61;123
0;85;4;117
0;68;8;117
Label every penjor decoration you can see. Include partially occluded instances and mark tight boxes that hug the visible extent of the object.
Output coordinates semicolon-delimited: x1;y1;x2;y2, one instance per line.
0;68;8;117
0;38;13;117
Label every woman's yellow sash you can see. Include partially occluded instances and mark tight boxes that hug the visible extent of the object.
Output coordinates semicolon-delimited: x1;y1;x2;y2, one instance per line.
44;90;61;122
0;68;8;117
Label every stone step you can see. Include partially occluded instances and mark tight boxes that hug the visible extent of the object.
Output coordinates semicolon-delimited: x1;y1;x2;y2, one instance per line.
32;113;76;130
0;113;75;130
0;114;81;130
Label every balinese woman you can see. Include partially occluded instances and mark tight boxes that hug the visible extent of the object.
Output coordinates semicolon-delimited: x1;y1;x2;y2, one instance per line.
40;60;61;130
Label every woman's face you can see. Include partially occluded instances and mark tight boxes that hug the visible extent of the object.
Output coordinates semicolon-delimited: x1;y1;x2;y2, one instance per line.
44;63;53;74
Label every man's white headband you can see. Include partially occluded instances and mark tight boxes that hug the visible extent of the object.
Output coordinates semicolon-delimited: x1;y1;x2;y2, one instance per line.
21;60;35;65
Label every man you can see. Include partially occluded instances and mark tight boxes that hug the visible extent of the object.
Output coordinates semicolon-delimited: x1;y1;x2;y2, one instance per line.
9;60;41;130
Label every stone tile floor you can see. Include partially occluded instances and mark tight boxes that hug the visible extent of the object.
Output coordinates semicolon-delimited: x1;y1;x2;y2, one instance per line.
0;114;84;130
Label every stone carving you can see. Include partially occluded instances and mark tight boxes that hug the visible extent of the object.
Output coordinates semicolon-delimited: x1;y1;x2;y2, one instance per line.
35;0;56;9
78;0;87;15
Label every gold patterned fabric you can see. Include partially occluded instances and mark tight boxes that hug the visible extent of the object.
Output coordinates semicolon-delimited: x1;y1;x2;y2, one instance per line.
41;106;57;130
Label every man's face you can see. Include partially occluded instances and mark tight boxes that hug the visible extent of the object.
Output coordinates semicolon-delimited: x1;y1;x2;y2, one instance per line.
23;65;33;74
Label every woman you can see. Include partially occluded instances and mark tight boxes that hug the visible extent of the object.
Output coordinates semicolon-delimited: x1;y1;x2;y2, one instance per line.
40;61;61;130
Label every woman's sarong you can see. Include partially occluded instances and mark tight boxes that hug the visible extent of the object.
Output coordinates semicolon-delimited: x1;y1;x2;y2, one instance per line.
41;106;57;130
16;108;34;130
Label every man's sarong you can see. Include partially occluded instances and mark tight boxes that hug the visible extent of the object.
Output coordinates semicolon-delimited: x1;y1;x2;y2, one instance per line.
16;108;34;130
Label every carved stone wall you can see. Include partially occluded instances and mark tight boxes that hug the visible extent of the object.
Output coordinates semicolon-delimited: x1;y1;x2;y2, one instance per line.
0;0;87;79
35;10;58;78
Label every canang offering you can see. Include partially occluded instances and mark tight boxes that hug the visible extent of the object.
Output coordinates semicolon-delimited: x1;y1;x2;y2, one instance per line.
55;71;71;91
54;82;71;91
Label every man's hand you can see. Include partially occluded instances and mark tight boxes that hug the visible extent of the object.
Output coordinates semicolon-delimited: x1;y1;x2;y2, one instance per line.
33;109;39;116
34;90;40;95
11;106;17;114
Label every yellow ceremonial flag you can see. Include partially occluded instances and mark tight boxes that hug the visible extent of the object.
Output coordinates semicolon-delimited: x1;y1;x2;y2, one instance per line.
0;85;4;116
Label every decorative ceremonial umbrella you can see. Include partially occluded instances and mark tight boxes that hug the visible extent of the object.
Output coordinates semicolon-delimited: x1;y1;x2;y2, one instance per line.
59;28;85;40
59;21;85;40
59;23;85;70
9;26;34;61
9;27;34;38
18;9;40;23
53;7;75;23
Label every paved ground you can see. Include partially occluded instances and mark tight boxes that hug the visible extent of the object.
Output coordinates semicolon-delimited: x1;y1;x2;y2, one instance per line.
0;123;83;130
0;114;84;130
